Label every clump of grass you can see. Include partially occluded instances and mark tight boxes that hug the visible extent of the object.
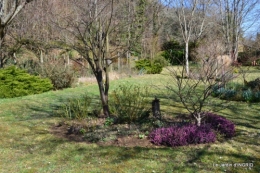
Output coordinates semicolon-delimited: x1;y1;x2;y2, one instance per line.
109;84;151;123
55;94;99;120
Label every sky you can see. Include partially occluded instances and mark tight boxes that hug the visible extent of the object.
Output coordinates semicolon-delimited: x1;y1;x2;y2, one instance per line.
160;0;260;39
242;3;260;38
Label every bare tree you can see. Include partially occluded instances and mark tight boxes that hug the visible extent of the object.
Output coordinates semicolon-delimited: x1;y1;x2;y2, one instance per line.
53;0;144;117
148;0;164;59
166;0;212;76
215;0;260;62
165;58;233;126
165;37;235;126
0;0;34;67
167;21;237;126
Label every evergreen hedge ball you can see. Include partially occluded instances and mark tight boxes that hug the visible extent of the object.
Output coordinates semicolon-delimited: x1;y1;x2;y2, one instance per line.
0;66;53;98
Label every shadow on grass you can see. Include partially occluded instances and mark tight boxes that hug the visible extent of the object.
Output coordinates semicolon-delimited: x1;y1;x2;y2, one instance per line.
8;85;259;172
5;127;259;173
4;105;259;172
101;144;259;172
223;102;260;129
17;94;102;121
205;100;260;147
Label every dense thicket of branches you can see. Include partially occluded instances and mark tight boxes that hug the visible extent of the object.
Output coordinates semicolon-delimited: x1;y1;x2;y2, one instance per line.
4;0;260;65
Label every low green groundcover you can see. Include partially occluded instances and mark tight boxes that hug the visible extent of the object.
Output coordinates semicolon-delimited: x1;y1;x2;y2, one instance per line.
212;79;260;102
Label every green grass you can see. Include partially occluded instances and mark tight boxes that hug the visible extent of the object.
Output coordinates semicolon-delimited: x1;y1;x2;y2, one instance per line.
0;67;259;173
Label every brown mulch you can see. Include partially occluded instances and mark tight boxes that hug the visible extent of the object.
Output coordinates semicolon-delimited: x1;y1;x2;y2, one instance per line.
50;114;193;148
50;119;160;148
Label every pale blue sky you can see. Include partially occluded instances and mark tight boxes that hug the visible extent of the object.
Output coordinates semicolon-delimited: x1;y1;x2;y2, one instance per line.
243;3;260;38
160;0;260;38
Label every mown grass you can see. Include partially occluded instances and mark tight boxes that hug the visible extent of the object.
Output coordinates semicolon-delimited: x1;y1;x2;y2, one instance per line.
0;67;259;173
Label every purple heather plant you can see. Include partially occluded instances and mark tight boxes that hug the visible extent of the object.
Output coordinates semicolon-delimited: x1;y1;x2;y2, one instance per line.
149;124;216;147
149;113;235;147
204;112;235;138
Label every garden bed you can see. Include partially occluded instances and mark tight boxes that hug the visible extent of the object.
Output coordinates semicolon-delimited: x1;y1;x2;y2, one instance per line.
51;112;235;148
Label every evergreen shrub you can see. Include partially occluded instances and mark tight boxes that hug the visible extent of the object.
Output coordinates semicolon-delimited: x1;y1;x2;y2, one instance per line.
146;63;163;74
135;59;163;74
153;55;169;67
0;66;53;98
161;40;184;65
135;59;150;71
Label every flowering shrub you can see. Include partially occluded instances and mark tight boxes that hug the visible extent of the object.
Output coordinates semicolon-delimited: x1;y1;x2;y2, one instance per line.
149;113;235;147
149;124;216;147
204;112;235;138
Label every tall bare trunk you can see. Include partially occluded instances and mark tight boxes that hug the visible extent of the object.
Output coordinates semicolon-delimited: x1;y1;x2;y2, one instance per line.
0;26;5;68
96;69;110;117
185;42;189;76
195;113;202;127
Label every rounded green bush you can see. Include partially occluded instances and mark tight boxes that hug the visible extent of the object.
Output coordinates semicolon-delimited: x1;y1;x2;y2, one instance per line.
146;63;163;74
135;59;163;74
0;66;53;98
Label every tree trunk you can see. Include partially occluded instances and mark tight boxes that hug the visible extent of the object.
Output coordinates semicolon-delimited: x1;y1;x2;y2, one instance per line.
195;113;202;127
118;52;120;73
96;69;110;117
233;34;239;62
0;26;5;68
185;41;189;77
0;56;3;68
0;26;4;41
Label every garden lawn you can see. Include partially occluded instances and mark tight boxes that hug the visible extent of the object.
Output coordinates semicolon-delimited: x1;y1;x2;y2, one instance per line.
0;68;259;173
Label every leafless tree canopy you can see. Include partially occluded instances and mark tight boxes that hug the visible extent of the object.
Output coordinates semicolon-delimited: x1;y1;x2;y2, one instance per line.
0;0;35;67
